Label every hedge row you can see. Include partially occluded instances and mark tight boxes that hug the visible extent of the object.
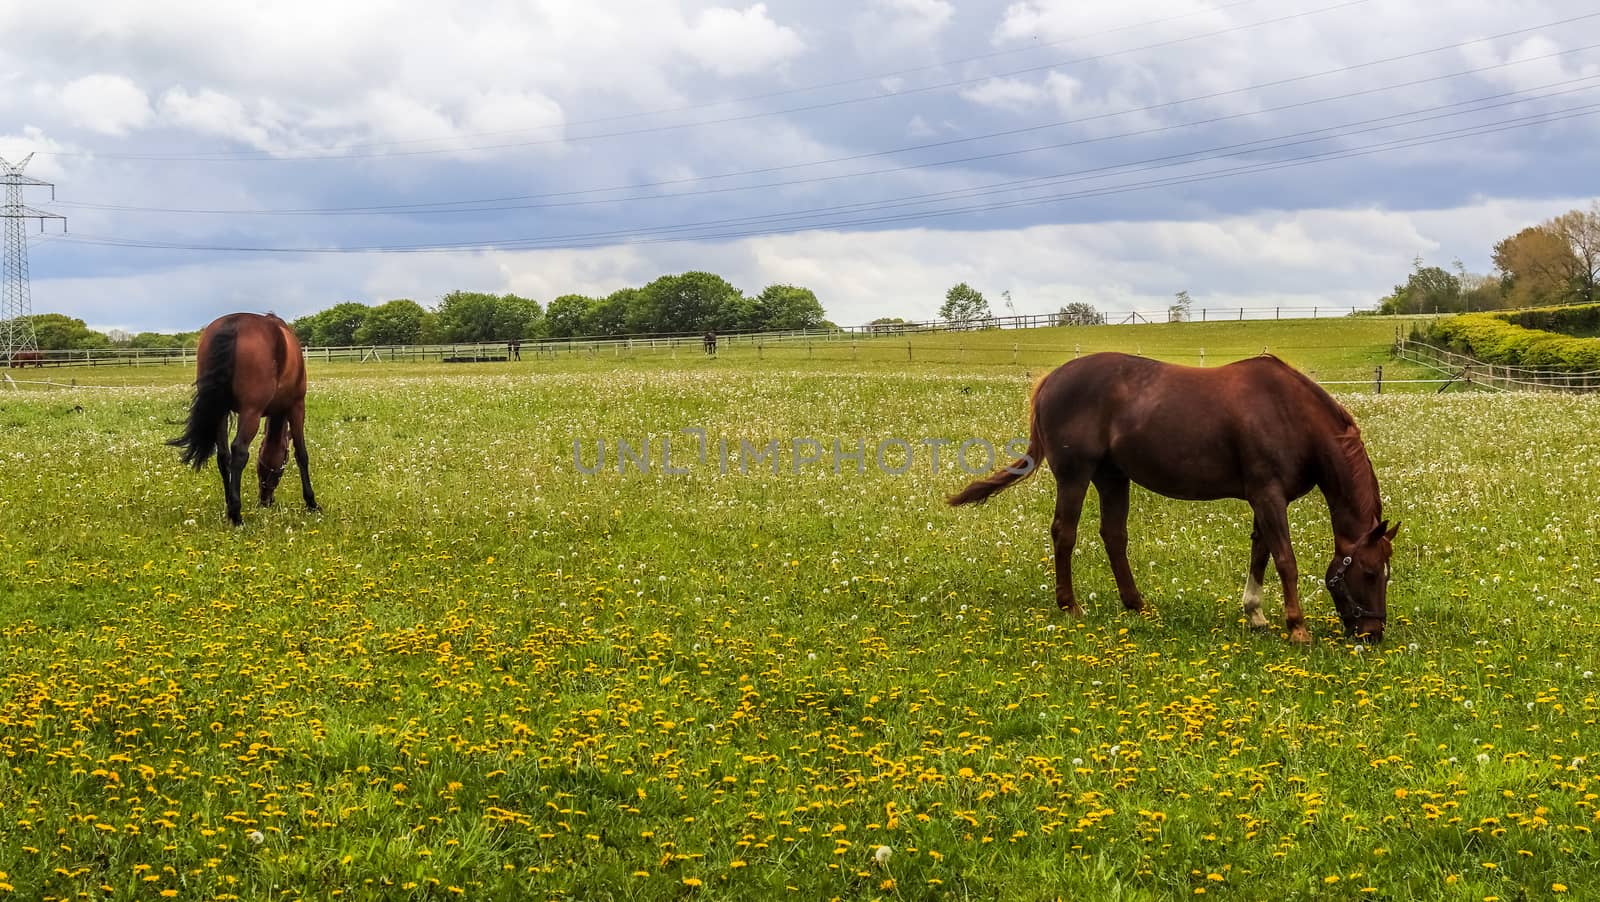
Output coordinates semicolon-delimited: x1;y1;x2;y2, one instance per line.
1422;304;1600;370
1498;303;1600;337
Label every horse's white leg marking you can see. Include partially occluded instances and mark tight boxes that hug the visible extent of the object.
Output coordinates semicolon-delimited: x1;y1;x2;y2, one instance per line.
1242;573;1269;628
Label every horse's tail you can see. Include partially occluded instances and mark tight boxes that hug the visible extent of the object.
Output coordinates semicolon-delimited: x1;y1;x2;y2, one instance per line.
169;323;238;470
948;378;1046;506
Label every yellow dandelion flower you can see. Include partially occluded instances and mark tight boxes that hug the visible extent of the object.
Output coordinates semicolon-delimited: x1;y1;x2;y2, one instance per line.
1553;886;1568;894
682;878;702;888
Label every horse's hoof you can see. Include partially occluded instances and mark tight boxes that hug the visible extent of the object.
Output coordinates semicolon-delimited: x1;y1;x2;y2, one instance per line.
1288;627;1312;645
1122;597;1145;613
1248;619;1273;632
307;503;321;513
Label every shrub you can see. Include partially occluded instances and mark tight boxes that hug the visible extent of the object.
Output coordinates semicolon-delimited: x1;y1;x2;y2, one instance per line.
1422;304;1600;370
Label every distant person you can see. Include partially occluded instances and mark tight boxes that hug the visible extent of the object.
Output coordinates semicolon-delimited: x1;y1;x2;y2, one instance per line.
509;337;521;361
703;330;717;356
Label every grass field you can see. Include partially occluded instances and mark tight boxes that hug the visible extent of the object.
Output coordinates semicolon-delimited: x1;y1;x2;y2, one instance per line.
2;317;1597;900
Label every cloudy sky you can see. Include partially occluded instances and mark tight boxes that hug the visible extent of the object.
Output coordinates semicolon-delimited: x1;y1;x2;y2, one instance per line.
3;0;1598;332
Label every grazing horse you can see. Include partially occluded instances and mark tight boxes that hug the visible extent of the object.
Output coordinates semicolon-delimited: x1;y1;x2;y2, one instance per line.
169;312;319;525
8;350;44;367
950;352;1397;643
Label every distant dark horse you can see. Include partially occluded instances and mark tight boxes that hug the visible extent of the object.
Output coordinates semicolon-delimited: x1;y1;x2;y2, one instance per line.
8;350;44;367
169;313;319;525
950;353;1397;643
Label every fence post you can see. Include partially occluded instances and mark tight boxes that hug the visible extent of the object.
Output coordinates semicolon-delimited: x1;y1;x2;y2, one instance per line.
1200;347;1205;366
1374;365;1382;394
906;341;912;362
1275;307;1280;319
1239;308;1244;321
1012;343;1018;364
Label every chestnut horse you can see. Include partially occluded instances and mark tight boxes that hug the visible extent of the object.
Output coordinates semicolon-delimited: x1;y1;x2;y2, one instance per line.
950;353;1397;643
169;312;319;525
8;350;44;367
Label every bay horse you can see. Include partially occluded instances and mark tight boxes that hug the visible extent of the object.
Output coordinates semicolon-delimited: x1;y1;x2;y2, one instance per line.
8;350;44;367
169;312;319;525
950;352;1397;643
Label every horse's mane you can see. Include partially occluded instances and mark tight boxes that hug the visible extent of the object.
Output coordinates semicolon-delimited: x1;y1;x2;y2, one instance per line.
1256;354;1382;523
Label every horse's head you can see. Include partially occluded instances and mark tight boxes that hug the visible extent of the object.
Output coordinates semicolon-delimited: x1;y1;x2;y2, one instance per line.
1327;520;1399;641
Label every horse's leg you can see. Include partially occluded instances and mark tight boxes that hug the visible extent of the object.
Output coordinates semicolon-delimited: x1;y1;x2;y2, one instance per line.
227;409;263;526
1243;516;1272;630
257;415;289;507
289;403;319;512
1093;473;1145;611
1251;496;1308;644
1050;474;1090;616
214;418;231;517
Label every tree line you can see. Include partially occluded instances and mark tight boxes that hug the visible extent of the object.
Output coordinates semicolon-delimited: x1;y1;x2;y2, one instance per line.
292;273;830;347
15;272;831;350
1379;202;1600;314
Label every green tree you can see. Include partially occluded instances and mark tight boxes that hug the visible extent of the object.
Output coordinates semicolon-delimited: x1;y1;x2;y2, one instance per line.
300;301;371;346
586;289;636;336
633;272;743;334
26;313;110;349
752;284;827;331
939;283;990;326
492;294;544;340
129;331;195;349
354;299;430;345
867;316;910;332
545;294;595;338
1378;258;1462;314
434;292;501;342
1056;302;1105;325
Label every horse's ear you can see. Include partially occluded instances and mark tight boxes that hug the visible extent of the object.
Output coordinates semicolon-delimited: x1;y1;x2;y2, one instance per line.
1384;521;1401;542
1367;520;1390;542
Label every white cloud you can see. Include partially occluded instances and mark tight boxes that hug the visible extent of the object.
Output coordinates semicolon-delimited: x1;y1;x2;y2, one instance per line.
680;4;806;77
37;196;1592;332
158;87;281;151
860;0;956;51
961;77;1048;111
58;74;153;135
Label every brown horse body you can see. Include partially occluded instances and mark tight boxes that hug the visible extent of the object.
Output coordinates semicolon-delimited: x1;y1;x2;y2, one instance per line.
951;352;1396;643
169;312;318;525
8;350;44;367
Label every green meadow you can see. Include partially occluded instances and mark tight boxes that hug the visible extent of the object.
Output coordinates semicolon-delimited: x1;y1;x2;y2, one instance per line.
1;316;1596;901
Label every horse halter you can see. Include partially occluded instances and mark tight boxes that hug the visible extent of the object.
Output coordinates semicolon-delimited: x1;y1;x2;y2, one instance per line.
1325;555;1380;623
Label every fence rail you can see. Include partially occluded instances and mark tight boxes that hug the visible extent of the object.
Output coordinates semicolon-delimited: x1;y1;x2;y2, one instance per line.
1393;339;1600;393
3;304;1387;370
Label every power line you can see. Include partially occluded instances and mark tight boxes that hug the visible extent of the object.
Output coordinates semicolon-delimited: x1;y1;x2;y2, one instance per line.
43;0;1377;162
56;56;1600;221
60;102;1600;255
53;31;1600;216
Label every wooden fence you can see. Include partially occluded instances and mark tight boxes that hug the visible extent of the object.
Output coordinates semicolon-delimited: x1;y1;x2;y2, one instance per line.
1393;339;1600;393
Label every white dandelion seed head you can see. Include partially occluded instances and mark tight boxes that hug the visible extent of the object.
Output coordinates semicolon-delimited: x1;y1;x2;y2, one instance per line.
874;845;893;865
247;830;265;845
